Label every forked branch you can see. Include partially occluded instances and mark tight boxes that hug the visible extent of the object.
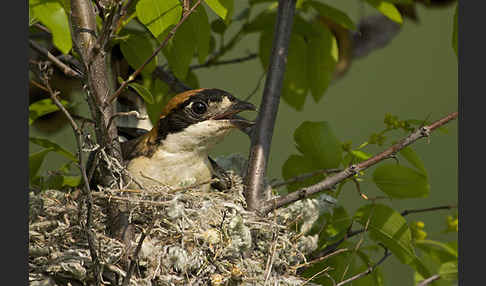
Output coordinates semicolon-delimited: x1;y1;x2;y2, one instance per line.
260;112;458;214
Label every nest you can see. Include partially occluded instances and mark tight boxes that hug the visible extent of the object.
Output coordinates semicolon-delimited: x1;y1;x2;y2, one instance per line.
29;154;336;286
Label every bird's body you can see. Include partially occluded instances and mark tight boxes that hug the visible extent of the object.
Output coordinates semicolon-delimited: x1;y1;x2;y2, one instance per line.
120;88;255;191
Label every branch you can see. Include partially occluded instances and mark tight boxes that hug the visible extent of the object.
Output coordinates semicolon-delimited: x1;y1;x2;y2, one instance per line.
29;40;82;78
271;168;341;189
244;0;298;211
401;205;456;216
71;0;123;186
417;274;441;286
335;247;391;286
153;67;191;94
190;53;258;70
40;72;101;285
260;112;458;214
107;0;203;104
121;222;154;286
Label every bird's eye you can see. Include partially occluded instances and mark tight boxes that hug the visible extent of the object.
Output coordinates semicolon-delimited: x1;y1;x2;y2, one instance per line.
191;101;207;114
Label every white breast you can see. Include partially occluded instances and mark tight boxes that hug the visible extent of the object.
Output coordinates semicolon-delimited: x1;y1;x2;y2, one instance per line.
126;149;213;191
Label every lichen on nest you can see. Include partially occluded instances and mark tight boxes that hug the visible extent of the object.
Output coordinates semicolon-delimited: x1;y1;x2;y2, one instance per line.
29;154;336;286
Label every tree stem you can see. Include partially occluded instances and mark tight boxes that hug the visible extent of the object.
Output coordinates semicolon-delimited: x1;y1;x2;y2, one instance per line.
244;0;297;211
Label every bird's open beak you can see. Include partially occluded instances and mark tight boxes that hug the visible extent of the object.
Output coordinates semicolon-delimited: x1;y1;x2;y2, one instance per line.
212;100;256;130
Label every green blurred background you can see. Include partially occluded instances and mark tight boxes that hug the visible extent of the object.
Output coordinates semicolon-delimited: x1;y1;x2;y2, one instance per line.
29;1;457;285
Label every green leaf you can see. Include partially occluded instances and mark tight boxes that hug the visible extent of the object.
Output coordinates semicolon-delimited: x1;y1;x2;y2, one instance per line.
308;0;356;30
350;150;372;161
129;82;154;104
211;18;228;34
400;147;427;175
259;30;309;109
353;259;384;286
438;261;458;281
29;137;77;162
120;31;157;76
29;0;72;53
136;0;182;38
385;0;413;4
372;164;430;198
300;245;354;285
193;5;210;64
162;14;198;79
29;98;68;125
415;239;458;263
294;121;342;168
205;0;234;25
355;204;415;265
452;4;458;57
29;148;52;179
243;8;276;33
147;79;170;124
282;155;326;192
355;204;432;279
45;174;81;189
307;23;338;102
365;0;403;24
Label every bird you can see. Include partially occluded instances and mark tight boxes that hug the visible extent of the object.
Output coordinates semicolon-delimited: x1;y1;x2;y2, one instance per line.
119;88;256;191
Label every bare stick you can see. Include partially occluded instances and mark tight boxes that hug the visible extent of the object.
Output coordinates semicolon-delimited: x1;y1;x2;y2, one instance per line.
417;274;441;286
108;0;203;104
244;0;298;211
260;112;458;214
335;247;391;286
107;110;148;130
29;40;82;78
271;168;341;189
40;73;101;285
293;248;348;271
122;222;154;286
190;53;258;70
401;205;456;216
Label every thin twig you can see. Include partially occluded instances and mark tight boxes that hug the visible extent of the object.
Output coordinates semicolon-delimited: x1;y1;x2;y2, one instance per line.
40;72;101;285
271;168;341;189
107;110;148;130
108;0;203;104
244;71;266;101
244;0;298;211
417;274;441;286
153;67;191;94
190;53;258;70
260;112;459;214
401;205;456;216
114;0;136;33
335;247;391;286
122;222;155;286
29;39;82;78
293;248;348;270
299;266;332;286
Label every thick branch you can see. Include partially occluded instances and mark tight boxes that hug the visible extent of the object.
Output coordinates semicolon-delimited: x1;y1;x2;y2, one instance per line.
244;0;297;211
261;112;458;214
71;0;123;186
107;0;203;104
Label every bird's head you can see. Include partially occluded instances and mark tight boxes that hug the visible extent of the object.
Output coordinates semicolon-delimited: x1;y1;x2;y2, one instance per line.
142;88;256;155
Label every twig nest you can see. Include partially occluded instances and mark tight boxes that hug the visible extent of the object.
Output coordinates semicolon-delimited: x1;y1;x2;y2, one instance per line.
29;155;335;285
